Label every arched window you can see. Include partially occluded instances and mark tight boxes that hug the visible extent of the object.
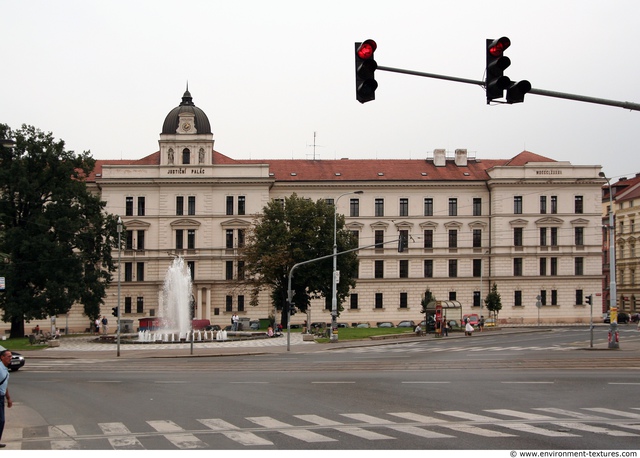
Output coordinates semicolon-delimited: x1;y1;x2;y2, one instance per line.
182;148;191;164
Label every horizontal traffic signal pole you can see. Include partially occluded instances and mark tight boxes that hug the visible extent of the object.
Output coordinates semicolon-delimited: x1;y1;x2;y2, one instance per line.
376;64;640;112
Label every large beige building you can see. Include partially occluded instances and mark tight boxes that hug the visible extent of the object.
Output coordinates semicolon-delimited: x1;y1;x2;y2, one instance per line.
20;90;607;333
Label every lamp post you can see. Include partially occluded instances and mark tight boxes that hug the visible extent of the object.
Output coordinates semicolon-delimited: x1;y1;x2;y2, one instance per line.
116;216;122;357
331;191;363;342
599;172;619;349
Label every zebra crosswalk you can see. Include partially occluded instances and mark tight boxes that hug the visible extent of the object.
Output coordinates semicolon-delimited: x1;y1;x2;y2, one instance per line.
331;343;581;354
6;407;640;449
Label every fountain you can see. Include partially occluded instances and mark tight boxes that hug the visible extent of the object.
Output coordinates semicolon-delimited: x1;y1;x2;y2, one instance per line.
159;256;193;338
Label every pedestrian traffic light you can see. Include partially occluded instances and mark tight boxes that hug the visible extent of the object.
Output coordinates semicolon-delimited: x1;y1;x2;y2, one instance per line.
486;37;531;104
355;39;378;104
112;306;119;317
286;301;296;316
585;295;593;305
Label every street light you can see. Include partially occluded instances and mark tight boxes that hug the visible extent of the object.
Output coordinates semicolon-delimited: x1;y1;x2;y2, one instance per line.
599;172;619;349
116;216;123;357
331;190;363;342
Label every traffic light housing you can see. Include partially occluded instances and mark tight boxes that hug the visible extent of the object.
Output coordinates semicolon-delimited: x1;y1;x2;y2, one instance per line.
486;37;530;104
286;301;296;316
112;306;119;317
585;295;593;305
355;39;378;103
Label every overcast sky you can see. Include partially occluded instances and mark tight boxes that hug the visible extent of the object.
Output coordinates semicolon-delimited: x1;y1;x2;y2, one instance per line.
2;0;639;181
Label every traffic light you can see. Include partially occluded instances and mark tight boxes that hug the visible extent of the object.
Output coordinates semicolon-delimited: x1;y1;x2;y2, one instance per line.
112;306;119;317
398;232;408;252
486;37;512;103
486;37;531;104
585;295;593;305
286;301;296;315
355;39;378;103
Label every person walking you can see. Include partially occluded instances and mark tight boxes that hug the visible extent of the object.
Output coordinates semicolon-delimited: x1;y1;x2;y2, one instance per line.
0;350;14;448
231;313;239;331
101;315;109;334
479;315;485;332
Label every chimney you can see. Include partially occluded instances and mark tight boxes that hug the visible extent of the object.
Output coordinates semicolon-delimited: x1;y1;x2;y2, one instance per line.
454;149;468;167
433;149;446;167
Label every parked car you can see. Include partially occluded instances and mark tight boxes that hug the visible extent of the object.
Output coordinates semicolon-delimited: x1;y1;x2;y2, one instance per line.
631;313;640;323
397;320;416;328
249;320;260;330
356;322;370;328
336;323;350;328
204;324;221;331
603;312;630;324
420;318;436;332
0;346;25;372
377;322;394;328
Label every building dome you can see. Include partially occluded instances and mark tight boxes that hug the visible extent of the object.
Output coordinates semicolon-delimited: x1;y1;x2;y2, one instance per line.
161;89;212;134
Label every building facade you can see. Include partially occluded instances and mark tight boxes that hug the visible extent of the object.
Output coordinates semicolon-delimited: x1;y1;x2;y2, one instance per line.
18;90;607;333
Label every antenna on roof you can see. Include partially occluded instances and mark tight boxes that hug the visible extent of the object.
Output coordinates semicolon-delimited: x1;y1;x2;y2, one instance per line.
306;131;323;160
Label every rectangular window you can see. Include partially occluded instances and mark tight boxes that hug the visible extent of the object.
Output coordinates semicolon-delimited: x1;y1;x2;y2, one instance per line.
473;291;481;307
188;196;196;215
575;227;584;246
574;195;583;214
473;229;482;248
225;295;232;312
124;296;132;314
424;198;433;216
551;289;558;306
449;229;458;248
514;258;523;276
350;294;358;310
124;262;133;282
350;198;360;217
125;197;133;216
375;293;383;309
399;229;409;252
540;196;547;214
449;198;457;216
226;196;234;215
473;259;482;277
540;228;547;246
375;230;384;250
449;291;457;301
541;290;547;306
125;230;134;250
514;227;523;246
575;257;584;275
136;297;144;314
448;259;457;278
137;230;145;250
514;196;523;214
540;257;547;276
514;290;522;306
423;230;433;249
424;259;433;278
375;198;384;217
187;229;195;249
176;196;184;215
399;260;409;278
136;262;144;281
399;198;409;217
237;261;245;280
374;260;384;278
551;227;558;246
399;292;408;308
237;229;246;248
226;229;234;249
137;197;145;216
238;196;246;216
187;261;195;280
551;196;558;214
576;289;583;305
225;261;233;280
175;229;184;249
473;198;482;216
550;257;558;276
237;295;245;312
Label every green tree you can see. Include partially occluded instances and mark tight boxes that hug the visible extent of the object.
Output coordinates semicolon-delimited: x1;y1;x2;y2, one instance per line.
242;193;358;323
420;288;435;320
484;282;502;321
0;124;119;338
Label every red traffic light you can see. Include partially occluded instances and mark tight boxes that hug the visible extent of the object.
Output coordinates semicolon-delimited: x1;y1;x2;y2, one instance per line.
487;37;510;57
357;39;377;60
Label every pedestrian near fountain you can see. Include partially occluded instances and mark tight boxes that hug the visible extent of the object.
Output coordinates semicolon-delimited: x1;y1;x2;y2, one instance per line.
232;313;239;331
95;318;100;335
101;315;108;334
0;349;14;448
